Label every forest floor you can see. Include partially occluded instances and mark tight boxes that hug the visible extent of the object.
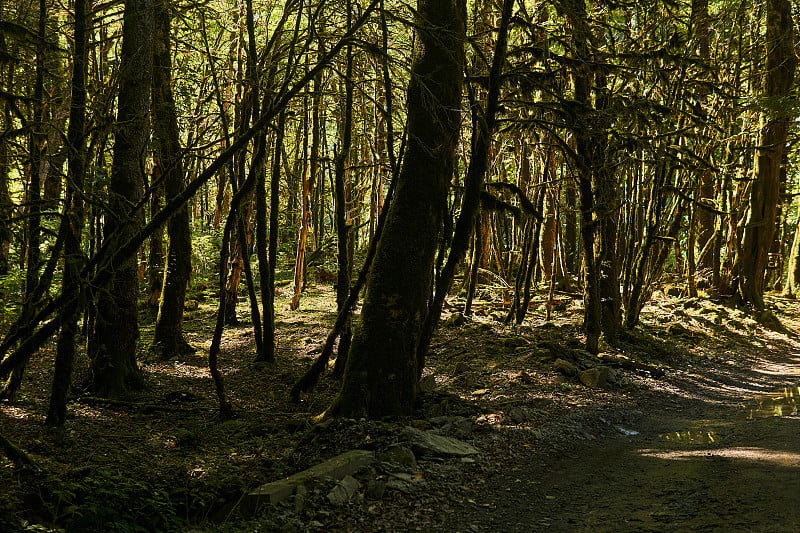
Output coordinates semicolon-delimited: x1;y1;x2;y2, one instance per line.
2;274;800;532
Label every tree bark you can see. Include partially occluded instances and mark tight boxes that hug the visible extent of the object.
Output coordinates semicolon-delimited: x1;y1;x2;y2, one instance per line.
739;0;796;308
46;0;88;427
149;0;193;360
330;0;465;418
88;0;152;397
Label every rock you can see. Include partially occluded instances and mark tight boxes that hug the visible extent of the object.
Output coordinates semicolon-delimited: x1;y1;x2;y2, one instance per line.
377;445;417;469
327;475;360;506
403;427;479;457
453;418;474;440
293;487;306;513
554;358;578;376
578;366;611;388
453;361;471;374
667;323;692;337
386;477;414;493
444;313;466;327
665;285;682;297
184;299;200;311
242;450;374;514
418;374;437;392
365;479;386;500
507;406;528;424
429;415;452;427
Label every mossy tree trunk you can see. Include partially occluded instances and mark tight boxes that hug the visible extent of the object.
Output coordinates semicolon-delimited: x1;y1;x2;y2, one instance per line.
46;0;88;427
88;0;152;397
330;0;465;418
149;0;193;360
739;0;796;308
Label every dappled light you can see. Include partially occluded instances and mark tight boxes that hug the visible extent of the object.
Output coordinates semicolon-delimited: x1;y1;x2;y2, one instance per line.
639;446;800;466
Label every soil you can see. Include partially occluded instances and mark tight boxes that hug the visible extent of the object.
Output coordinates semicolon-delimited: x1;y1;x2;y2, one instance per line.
2;279;800;532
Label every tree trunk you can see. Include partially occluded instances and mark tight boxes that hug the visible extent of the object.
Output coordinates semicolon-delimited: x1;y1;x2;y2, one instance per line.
88;0;153;397
739;0;796;308
46;0;88;427
149;0;193;360
784;213;800;297
330;0;465;418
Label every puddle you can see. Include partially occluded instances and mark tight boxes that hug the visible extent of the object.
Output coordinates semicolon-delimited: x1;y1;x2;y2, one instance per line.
741;386;800;419
659;429;718;445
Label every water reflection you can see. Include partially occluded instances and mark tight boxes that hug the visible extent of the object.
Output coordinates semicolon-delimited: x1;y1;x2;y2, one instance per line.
660;429;718;444
741;386;800;420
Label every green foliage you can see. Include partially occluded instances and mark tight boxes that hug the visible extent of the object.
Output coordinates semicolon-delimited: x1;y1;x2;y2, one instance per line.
43;470;183;533
191;225;222;285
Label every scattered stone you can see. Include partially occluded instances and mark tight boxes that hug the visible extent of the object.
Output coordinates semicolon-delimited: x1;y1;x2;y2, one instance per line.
243;450;375;514
667;323;692;337
578;366;612;388
418;374;437;392
386;477;415;493
453;418;474;440
444;313;466;327
617;427;639;436
403;427;479;457
293;486;307;513
327;475;360;506
453;361;471;374
517;370;535;384
666;285;682;297
554;358;578;376
365;478;386;500
507;406;528;424
378;445;417;470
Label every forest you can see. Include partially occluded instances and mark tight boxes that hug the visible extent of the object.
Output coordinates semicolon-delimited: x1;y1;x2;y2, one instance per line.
2;0;800;530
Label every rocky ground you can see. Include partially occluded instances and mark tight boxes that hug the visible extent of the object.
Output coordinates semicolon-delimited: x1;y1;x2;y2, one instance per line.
2;281;800;532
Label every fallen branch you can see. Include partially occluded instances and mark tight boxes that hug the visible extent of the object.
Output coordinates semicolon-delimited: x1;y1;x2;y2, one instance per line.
0;432;35;469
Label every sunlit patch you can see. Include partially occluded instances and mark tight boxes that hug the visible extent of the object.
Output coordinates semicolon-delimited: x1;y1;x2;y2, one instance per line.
639;447;800;466
660;429;718;444
0;405;33;420
145;361;210;380
71;404;113;422
741;386;800;419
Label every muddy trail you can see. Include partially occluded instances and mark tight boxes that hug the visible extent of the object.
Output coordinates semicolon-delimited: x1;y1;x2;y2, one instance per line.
443;326;800;532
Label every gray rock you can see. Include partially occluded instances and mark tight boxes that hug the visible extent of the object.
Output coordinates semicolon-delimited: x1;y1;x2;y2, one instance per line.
403;426;478;457
444;313;466;327
578;366;611;388
377;445;417;469
326;475;360;506
386;477;414;493
418;374;437;392
507;406;528;424
242;450;374;514
453;418;474;440
554;358;578;376
365;479;386;500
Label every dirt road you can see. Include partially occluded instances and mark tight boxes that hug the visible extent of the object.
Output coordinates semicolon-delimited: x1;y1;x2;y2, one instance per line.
446;326;800;532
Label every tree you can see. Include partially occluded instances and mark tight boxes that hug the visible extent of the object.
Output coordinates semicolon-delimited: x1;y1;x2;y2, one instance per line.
88;0;153;397
149;0;193;360
46;0;88;427
739;0;796;309
329;0;465;418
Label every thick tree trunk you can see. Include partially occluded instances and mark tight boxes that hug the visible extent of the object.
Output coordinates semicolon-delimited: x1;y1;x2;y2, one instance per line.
149;0;193;360
330;0;464;418
88;0;152;397
739;0;796;308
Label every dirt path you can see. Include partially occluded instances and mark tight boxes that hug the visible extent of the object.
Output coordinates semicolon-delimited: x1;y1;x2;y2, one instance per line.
445;330;800;532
